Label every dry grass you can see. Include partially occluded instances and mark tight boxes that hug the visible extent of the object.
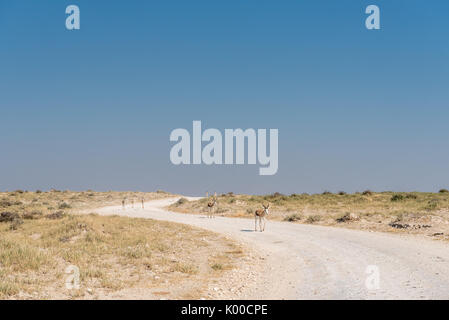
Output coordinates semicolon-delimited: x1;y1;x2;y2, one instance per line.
0;190;246;299
169;191;449;239
0;190;173;217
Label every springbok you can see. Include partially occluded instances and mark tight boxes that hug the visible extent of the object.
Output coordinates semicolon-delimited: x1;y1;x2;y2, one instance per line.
254;204;270;232
207;192;217;218
122;199;126;210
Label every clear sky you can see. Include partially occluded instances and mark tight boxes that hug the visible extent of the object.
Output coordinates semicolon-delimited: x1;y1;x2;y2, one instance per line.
1;0;448;195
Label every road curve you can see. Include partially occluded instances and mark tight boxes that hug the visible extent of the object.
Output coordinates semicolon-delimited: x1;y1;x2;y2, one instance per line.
94;197;449;300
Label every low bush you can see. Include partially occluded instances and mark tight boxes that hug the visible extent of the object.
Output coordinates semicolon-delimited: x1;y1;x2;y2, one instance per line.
58;202;72;209
391;194;404;202
0;212;19;223
46;211;66;220
175;198;188;206
306;215;321;223
284;214;302;222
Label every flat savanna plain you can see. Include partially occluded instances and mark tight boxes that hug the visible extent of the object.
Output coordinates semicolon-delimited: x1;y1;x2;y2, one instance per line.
3;189;449;300
170;191;449;241
0;190;246;299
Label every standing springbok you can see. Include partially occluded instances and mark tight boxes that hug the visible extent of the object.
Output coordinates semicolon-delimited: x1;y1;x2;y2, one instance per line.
207;192;217;218
254;204;270;232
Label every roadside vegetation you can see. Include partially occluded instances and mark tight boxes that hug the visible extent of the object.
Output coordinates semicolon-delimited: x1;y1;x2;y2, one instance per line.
169;191;449;240
0;190;246;299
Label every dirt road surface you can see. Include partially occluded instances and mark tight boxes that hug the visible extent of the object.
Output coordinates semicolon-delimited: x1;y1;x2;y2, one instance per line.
94;197;449;300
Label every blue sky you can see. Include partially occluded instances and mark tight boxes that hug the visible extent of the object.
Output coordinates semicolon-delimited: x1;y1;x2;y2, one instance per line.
1;0;448;195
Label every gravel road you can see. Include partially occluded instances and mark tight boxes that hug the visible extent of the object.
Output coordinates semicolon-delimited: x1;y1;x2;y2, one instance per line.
95;197;449;300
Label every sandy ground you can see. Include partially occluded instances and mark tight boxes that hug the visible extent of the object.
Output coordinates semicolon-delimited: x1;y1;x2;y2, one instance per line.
94;197;449;300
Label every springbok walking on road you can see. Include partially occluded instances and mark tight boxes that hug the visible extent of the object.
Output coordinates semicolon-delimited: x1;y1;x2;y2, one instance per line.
255;204;270;232
207;192;217;218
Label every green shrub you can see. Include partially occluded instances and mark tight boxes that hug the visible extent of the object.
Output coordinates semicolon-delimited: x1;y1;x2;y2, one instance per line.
391;194;404;202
